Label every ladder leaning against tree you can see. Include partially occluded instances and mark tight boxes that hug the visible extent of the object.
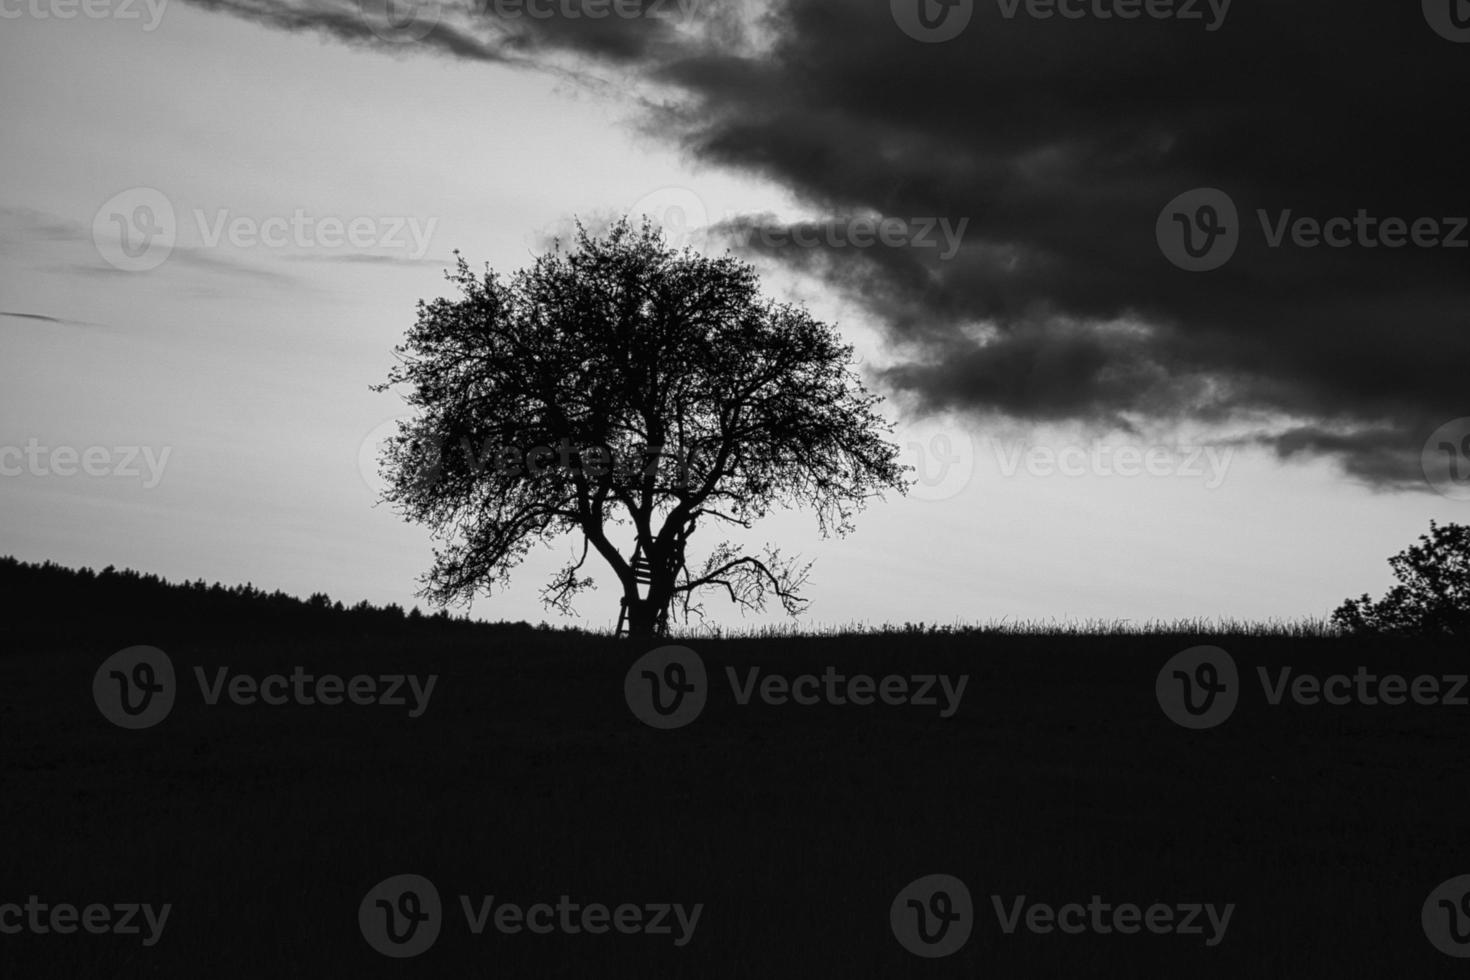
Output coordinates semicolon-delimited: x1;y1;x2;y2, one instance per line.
614;528;689;638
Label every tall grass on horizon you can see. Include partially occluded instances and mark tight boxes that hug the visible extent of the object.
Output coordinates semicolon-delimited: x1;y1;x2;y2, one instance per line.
663;616;1341;641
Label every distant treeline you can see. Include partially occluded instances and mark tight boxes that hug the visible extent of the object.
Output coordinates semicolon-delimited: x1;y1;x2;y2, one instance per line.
0;556;555;643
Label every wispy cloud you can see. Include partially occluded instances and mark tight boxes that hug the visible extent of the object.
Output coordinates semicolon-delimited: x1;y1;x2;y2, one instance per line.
2;206;301;285
287;252;453;268
0;310;107;328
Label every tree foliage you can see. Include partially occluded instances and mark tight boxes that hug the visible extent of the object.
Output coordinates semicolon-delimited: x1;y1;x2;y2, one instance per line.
1332;521;1470;636
373;218;909;637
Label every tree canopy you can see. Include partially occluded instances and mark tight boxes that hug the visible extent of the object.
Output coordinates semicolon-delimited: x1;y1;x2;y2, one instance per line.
1332;521;1470;636
374;218;909;637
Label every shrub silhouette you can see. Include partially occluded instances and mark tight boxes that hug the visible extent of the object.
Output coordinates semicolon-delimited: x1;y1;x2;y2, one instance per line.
1332;521;1470;636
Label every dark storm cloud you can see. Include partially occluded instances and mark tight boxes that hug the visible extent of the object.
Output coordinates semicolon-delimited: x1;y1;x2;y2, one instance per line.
1263;424;1431;492
182;0;1470;489
664;0;1470;493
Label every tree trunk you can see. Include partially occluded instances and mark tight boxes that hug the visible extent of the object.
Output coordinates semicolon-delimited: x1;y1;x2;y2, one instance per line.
625;597;660;639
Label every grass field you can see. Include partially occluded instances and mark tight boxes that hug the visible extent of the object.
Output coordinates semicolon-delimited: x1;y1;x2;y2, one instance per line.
4;607;1469;977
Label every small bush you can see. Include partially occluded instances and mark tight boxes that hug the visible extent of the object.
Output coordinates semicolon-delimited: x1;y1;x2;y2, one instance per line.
1332;521;1470;636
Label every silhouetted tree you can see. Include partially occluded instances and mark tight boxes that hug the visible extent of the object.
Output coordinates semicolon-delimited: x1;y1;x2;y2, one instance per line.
374;218;908;638
1332;521;1470;636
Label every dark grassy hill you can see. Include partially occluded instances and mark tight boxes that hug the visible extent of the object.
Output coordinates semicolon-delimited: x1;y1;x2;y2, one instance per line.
2;558;1467;978
0;556;555;647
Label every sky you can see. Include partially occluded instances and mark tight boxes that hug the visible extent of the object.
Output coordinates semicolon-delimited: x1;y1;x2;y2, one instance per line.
1;0;1466;632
